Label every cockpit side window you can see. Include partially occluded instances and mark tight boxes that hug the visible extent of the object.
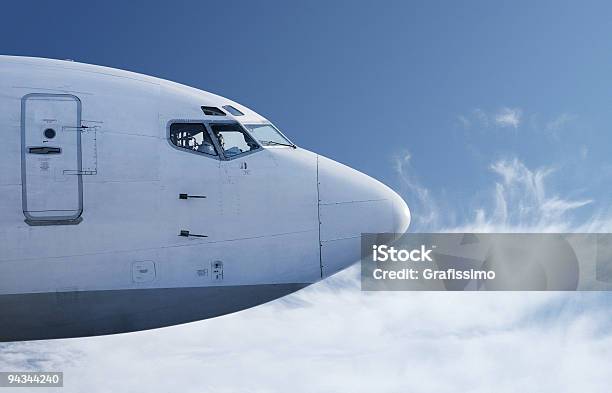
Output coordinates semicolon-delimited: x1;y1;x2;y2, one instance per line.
209;122;260;158
169;123;218;156
244;123;294;147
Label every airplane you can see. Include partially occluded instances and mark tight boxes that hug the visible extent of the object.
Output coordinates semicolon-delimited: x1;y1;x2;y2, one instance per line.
0;55;410;341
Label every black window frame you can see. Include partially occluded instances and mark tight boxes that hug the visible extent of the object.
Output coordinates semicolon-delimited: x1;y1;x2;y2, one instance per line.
207;120;262;160
167;121;221;159
166;120;261;161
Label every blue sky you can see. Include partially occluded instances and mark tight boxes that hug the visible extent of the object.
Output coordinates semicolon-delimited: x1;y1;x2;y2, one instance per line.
2;1;612;392
4;0;612;228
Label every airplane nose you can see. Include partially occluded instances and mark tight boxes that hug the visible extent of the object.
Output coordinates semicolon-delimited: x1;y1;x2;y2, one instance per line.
317;155;410;277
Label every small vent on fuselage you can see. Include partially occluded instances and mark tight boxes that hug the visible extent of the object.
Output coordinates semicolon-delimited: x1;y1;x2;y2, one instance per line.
201;106;226;116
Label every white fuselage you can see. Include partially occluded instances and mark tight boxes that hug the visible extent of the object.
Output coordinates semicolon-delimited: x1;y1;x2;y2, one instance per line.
0;56;410;341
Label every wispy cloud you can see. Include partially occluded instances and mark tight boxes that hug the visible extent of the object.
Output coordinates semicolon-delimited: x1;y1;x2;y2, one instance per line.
460;108;577;137
494;107;522;128
395;154;601;233
393;151;439;229
450;158;598;232
458;107;522;130
444;158;600;232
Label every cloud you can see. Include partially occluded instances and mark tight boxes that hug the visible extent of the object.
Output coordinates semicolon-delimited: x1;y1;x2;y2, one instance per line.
458;107;522;130
393;151;439;229
448;158;599;232
1;157;611;393
494;107;522;128
457;108;487;129
460;108;575;135
394;153;612;232
394;155;601;233
1;275;612;393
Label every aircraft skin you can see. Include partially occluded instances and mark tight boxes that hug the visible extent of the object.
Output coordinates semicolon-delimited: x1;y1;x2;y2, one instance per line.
0;56;410;341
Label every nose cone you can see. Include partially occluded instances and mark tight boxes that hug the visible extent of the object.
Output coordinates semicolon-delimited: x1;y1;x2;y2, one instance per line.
317;155;410;277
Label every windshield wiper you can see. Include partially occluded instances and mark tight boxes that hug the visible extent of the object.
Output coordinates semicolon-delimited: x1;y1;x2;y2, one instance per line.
259;140;296;148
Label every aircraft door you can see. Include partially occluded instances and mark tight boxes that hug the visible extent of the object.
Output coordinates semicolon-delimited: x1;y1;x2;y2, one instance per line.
21;94;83;224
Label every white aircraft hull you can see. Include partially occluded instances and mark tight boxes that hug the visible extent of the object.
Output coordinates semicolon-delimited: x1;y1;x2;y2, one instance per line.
0;56;410;341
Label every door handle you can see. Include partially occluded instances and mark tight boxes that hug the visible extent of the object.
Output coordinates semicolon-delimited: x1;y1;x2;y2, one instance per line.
28;146;61;154
179;194;207;200
179;230;208;238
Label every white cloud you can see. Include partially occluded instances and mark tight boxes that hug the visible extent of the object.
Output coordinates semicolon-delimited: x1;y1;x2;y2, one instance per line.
460;108;576;133
494;107;522;128
458;107;522;130
1;157;611;393
1;276;611;393
457;108;489;129
396;155;601;233
455;158;594;232
393;151;439;229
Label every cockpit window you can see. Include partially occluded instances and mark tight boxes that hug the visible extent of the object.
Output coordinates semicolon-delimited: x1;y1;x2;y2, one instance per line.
201;106;226;116
222;105;244;116
169;123;218;156
210;122;260;158
244;123;294;147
